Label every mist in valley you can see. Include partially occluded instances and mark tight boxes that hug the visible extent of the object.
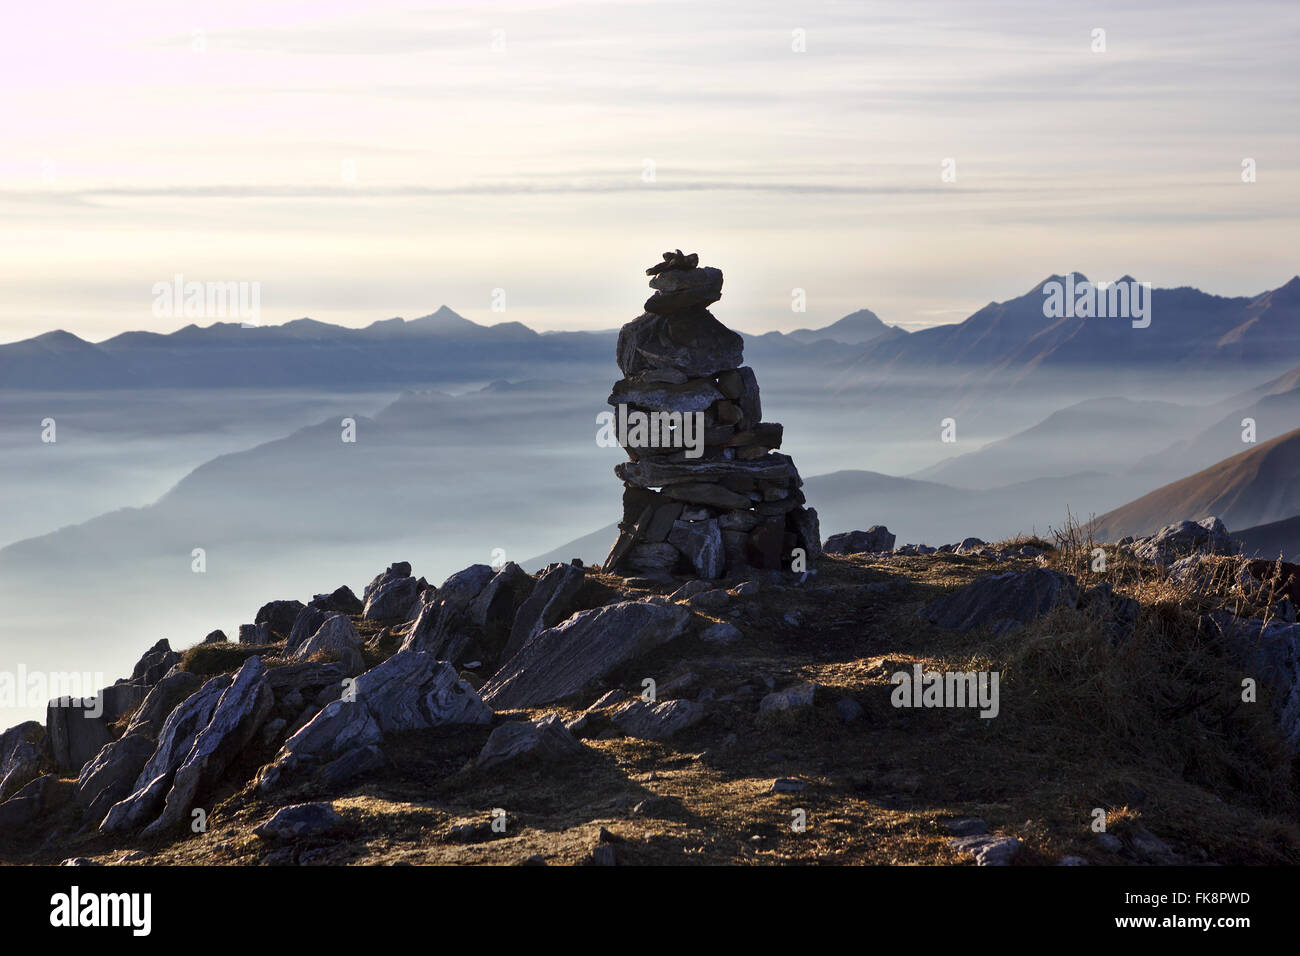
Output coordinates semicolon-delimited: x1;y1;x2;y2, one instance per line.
0;355;1282;726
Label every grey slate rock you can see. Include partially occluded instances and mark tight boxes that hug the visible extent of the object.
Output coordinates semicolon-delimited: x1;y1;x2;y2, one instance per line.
500;562;585;663
610;698;705;740
476;713;583;770
823;526;896;555
919;568;1078;632
254;802;345;840
482;601;693;710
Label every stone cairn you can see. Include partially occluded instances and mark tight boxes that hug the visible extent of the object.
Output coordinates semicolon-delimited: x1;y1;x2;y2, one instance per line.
603;250;820;579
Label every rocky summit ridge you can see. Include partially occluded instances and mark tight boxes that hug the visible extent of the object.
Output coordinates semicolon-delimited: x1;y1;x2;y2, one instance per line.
1;253;1298;867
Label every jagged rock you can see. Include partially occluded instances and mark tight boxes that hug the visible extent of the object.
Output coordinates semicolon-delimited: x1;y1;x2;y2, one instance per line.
238;622;273;644
258;652;491;791
363;562;411;601
700;621;742;645
46;682;149;775
617;310;744;378
290;613;365;675
265;660;348;700
919;568;1078;632
438;564;496;610
254;803;345;840
100;673;231;834
317;743;385;789
130;639;182;685
482;601;694;709
363;574;420;621
310;585;363;615
141;656;274;835
611;698;705;740
759;682;820;713
255;600;306;637
75;733;156;823
469;561;535;630
202;629;227;644
476;713;583;770
949;834;1021;866
668;518;724;579
954;537;988;554
399;564;495;661
824;527;895;555
123;670;202;738
1131;516;1238;564
500;563;585;662
284;605;328;657
0;722;46;801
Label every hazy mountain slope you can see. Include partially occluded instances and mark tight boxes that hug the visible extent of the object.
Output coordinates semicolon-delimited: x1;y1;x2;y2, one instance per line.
913;397;1204;489
1092;427;1300;540
1236;515;1300;562
1130;375;1300;479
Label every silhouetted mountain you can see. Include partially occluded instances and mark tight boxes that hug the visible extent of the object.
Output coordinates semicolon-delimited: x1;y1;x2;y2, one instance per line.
1093;427;1300;540
0;307;867;390
831;275;1300;386
786;309;896;345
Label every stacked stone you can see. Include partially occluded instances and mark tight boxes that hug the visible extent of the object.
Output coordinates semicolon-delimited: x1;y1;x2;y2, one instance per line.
603;250;821;580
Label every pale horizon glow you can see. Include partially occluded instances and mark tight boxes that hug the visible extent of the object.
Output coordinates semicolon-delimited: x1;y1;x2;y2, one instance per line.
2;0;1298;344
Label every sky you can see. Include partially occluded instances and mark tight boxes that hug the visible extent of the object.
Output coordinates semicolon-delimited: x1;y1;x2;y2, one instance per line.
1;0;1297;343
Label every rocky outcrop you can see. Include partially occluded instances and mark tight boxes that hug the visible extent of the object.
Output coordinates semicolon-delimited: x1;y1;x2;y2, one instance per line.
1129;516;1239;565
46;682;150;775
499;563;585;662
919;568;1079;633
602;252;819;579
101;658;273;835
0;722;47;802
481;600;693;709
399;564;497;663
255;600;305;638
130;639;182;685
824;526;896;555
142;656;274;835
257;651;491;791
253;802;345;840
610;698;705;740
289;613;366;675
75;733;156;823
476;713;583;770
